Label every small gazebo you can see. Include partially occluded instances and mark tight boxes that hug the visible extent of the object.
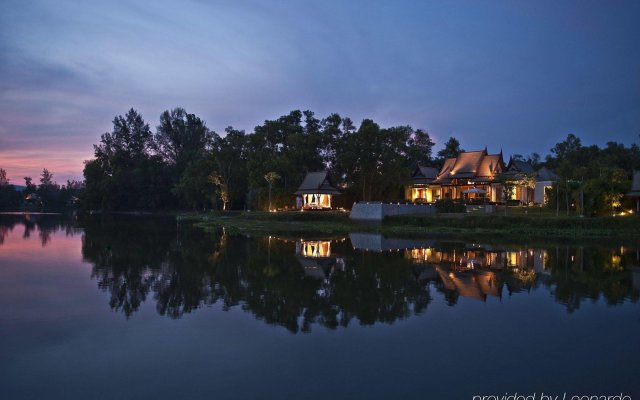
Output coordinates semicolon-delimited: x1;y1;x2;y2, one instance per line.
295;171;340;210
627;170;640;213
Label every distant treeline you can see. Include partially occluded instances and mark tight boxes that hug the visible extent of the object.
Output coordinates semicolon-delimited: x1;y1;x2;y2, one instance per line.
1;108;639;214
0;168;83;212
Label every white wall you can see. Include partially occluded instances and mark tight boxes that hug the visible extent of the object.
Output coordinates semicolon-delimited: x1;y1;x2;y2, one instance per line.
349;202;436;220
534;181;553;204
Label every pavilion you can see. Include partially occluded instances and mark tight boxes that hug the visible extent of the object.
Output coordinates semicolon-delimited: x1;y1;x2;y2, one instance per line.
295;171;341;210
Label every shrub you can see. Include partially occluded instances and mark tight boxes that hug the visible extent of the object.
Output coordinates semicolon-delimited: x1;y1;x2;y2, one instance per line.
434;199;466;213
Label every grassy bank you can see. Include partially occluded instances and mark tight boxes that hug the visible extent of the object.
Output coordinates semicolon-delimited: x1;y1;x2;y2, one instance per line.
181;210;359;235
181;210;640;239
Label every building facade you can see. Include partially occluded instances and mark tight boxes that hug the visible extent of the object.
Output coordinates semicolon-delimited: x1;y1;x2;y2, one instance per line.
406;149;506;203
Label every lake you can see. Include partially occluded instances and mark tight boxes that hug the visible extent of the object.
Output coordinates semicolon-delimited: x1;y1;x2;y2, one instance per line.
1;214;639;399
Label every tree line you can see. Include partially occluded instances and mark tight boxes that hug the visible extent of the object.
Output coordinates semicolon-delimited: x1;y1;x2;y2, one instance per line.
1;107;638;214
0;167;83;211
80;107;449;211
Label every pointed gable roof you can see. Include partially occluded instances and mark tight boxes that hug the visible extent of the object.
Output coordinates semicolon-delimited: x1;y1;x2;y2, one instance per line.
450;150;486;177
295;171;341;195
417;166;439;180
434;149;504;183
506;158;535;174
410;165;439;184
478;154;505;177
536;167;559;182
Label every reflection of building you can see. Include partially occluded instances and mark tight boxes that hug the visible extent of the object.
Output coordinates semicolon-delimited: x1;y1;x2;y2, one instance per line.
295;239;345;280
298;240;332;258
349;233;436;253
436;267;501;301
405;245;505;271
505;249;549;274
295;171;341;210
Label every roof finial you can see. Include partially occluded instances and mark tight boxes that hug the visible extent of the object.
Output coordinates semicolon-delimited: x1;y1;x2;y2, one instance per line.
484;145;488;154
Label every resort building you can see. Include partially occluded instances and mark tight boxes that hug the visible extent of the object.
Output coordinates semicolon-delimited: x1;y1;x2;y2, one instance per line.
627;170;640;213
504;158;536;204
406;148;506;203
533;167;559;205
406;166;439;203
295;171;341;210
405;148;559;205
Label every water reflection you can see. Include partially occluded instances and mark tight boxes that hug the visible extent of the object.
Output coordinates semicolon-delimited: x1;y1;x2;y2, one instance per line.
1;214;639;332
0;213;82;246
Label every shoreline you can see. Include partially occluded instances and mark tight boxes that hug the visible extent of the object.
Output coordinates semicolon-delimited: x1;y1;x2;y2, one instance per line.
181;211;640;242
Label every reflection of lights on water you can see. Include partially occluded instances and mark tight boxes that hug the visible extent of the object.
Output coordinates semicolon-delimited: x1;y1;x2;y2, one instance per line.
300;241;332;258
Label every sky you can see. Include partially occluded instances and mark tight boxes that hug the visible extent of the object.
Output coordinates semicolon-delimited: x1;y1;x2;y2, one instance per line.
1;0;639;184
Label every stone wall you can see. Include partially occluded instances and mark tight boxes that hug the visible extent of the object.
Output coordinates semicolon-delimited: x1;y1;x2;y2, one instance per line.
349;202;436;221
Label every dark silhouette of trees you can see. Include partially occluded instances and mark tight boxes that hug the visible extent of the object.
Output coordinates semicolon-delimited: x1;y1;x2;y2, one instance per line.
436;136;464;161
76;107;639;211
0;168;22;211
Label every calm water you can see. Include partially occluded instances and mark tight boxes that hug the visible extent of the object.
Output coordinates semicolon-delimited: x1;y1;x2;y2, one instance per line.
1;214;639;399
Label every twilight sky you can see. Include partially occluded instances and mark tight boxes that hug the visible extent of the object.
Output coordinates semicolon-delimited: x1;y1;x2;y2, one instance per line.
1;0;639;184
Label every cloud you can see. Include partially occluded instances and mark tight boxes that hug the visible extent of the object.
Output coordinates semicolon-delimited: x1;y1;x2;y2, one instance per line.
0;0;639;184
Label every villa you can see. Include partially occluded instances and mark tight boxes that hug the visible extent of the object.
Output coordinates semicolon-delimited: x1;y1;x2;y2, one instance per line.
405;148;506;203
295;171;341;210
405;148;558;205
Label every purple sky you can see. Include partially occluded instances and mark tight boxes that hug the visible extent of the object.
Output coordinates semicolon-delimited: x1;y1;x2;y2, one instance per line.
1;0;639;184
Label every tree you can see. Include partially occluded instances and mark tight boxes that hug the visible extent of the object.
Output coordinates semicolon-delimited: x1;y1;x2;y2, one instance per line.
211;127;248;210
208;173;229;210
407;129;435;168
85;109;168;211
23;176;36;197
496;173;517;215
40;168;54;186
264;172;280;211
94;108;154;171
0;168;8;185
0;168;22;211
172;156;216;210
154;107;214;171
333;119;413;202
550;133;582;161
437;137;464;160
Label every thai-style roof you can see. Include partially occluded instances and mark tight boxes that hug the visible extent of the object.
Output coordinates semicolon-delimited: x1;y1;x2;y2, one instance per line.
478;154;504;177
410;165;439;185
294;171;341;195
506;158;535;174
536;167;559;182
628;170;640;197
433;149;504;184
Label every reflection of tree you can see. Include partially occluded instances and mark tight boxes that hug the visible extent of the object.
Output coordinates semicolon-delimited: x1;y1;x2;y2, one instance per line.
542;246;639;312
77;216;640;332
80;219;433;332
82;216;175;318
0;224;10;245
0;214;80;247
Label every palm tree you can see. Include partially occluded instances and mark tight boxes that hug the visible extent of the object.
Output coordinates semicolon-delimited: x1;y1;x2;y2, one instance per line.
264;172;280;211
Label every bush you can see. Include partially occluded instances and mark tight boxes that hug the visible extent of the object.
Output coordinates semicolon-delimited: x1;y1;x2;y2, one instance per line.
434;199;466;213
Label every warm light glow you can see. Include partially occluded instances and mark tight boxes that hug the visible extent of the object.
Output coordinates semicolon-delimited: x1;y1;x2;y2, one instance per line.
299;240;332;258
